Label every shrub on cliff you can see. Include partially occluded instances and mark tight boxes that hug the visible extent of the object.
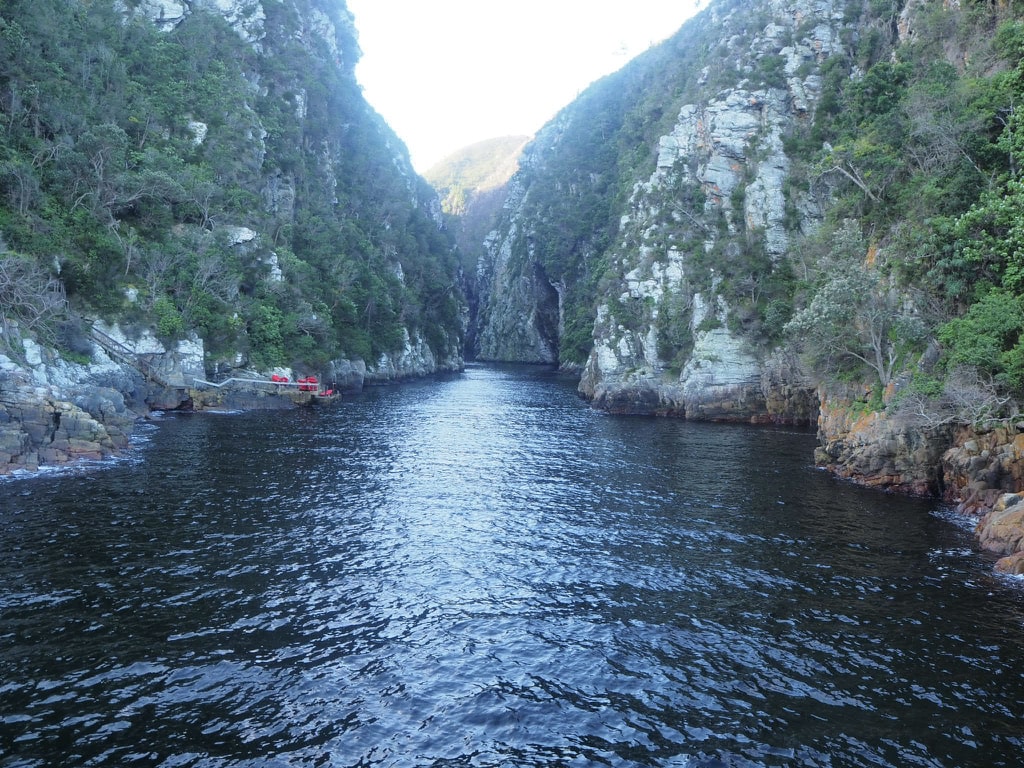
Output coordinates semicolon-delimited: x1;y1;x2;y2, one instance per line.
785;260;926;388
938;288;1024;397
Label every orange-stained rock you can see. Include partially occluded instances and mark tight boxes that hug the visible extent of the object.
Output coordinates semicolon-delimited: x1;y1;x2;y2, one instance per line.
976;495;1024;556
994;551;1024;575
943;426;1024;513
816;392;951;496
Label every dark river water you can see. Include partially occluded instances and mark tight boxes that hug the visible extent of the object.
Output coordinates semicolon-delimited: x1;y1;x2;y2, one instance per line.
2;364;1024;768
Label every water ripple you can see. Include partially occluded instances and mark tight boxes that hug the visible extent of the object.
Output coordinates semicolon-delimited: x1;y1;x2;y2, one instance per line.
3;366;1024;766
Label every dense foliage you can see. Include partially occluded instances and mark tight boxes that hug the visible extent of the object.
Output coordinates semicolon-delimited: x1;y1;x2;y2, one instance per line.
782;0;1024;415
0;0;463;371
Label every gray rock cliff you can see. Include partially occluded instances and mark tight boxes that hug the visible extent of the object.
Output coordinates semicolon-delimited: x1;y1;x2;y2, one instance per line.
0;326;202;473
475;0;841;421
579;0;842;420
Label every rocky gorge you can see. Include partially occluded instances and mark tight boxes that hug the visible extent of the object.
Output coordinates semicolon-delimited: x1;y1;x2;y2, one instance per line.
5;0;1024;574
1;0;466;471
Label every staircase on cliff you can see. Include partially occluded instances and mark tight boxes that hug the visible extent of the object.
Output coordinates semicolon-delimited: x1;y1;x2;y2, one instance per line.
88;326;183;388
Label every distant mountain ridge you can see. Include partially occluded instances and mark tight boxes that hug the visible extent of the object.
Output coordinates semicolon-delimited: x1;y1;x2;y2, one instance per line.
424;136;531;215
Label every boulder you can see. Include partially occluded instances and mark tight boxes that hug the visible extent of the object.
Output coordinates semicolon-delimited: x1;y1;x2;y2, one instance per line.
994;551;1024;576
942;425;1024;514
975;494;1024;556
326;358;367;394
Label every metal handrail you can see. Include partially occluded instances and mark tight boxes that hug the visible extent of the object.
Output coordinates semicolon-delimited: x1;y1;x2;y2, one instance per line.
192;377;329;393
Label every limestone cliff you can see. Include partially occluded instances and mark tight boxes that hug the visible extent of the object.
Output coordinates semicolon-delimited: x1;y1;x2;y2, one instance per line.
579;76;821;419
474;0;843;421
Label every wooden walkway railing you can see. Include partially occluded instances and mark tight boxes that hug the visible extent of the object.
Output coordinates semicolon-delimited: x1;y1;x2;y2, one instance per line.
88;327;334;400
193;376;311;390
89;326;180;388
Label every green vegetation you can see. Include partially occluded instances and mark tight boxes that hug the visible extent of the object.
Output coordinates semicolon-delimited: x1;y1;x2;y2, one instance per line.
938;289;1024;394
424;136;529;216
0;248;67;349
777;2;1024;418
785;258;926;387
0;0;463;372
423;135;528;283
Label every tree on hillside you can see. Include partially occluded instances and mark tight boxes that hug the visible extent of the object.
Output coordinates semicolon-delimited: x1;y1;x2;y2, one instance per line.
0;249;67;348
938;288;1024;395
786;259;925;388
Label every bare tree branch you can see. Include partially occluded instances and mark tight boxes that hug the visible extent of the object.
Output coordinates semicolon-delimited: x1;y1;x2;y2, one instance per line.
0;253;67;349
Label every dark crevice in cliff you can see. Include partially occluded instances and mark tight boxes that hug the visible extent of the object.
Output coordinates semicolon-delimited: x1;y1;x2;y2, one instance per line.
531;262;561;362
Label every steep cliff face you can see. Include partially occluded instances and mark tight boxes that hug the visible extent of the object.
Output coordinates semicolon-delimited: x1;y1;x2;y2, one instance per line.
425;137;529;360
474;0;842;421
0;0;466;472
1;0;465;385
474;198;561;364
579;74;821;418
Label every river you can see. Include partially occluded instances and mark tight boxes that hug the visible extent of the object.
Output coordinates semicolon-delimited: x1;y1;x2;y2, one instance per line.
2;363;1023;767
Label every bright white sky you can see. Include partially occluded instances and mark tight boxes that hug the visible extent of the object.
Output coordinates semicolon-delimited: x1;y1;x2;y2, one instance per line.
346;0;702;171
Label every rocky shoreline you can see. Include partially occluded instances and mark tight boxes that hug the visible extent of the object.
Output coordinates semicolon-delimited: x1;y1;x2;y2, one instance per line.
0;322;463;476
0;329;159;475
816;393;1024;575
940;425;1024;575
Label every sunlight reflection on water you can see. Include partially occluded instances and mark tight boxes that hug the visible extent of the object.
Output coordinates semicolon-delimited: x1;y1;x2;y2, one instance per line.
2;364;1023;767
